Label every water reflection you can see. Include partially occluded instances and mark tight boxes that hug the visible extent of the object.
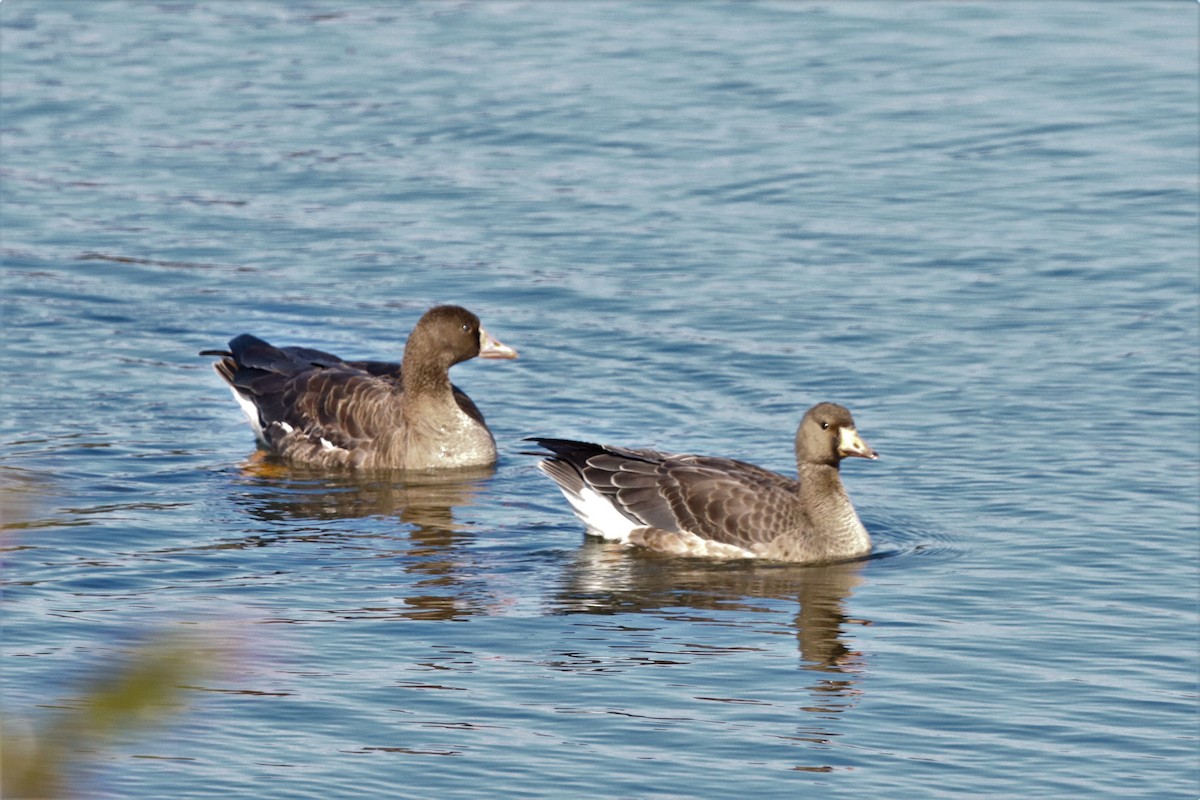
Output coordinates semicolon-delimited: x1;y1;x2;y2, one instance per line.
550;541;868;768
555;541;866;667
228;454;494;527
221;455;496;621
0;464;54;533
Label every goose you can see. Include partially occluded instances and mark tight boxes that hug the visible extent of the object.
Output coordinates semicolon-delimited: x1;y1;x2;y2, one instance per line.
201;305;516;470
529;402;878;563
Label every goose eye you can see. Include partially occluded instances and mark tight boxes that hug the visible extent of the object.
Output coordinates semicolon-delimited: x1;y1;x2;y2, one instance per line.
820;421;830;430
462;323;471;333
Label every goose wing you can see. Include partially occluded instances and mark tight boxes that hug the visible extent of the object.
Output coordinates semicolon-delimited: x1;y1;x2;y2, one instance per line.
532;439;801;548
215;335;400;455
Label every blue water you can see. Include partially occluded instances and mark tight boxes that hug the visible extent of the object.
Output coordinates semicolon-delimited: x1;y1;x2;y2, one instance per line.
2;2;1197;798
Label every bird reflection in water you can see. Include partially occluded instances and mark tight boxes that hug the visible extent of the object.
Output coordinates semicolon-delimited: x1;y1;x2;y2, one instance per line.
225;453;497;621
551;541;869;768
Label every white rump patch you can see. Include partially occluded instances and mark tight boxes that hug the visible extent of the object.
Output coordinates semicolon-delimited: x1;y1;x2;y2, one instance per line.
229;387;268;445
568;482;643;544
559;483;638;543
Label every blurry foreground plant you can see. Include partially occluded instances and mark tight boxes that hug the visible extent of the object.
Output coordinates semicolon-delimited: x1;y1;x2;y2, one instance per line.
2;633;225;799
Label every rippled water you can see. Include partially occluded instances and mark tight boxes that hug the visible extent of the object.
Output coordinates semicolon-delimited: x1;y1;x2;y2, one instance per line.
3;2;1197;798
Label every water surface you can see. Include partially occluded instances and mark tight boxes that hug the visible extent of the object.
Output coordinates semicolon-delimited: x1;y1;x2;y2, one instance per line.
2;2;1197;798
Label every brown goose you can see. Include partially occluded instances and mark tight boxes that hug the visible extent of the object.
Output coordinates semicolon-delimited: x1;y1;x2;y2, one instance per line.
529;402;878;563
201;305;517;470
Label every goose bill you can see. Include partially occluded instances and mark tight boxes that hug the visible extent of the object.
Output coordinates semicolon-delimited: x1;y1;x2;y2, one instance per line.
478;327;518;359
838;427;878;460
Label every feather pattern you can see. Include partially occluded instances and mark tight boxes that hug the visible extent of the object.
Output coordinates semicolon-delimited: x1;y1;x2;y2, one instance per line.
529;402;878;564
203;305;515;470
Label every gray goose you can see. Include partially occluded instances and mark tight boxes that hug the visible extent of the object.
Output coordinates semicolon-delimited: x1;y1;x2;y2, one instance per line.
202;305;516;470
529;402;878;563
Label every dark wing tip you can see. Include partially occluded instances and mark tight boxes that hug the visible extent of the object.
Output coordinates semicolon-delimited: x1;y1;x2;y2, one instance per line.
521;437;579;458
521;437;605;458
201;333;266;360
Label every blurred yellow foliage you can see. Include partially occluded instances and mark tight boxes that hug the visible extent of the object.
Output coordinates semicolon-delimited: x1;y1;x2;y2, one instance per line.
3;634;224;799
